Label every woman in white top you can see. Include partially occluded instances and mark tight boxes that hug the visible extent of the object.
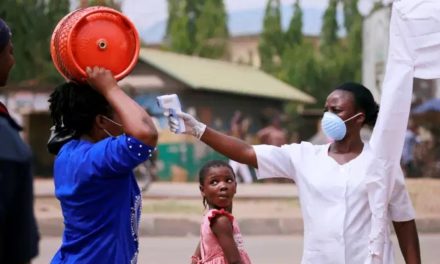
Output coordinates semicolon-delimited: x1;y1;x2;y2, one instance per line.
164;1;440;262
166;82;420;264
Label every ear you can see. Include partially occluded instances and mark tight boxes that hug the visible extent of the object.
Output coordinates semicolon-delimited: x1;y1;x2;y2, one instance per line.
95;115;106;129
357;113;365;125
199;185;205;197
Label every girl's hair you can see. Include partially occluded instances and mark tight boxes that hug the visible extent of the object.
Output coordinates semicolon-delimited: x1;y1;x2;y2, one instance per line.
334;82;379;126
198;160;236;208
48;82;112;137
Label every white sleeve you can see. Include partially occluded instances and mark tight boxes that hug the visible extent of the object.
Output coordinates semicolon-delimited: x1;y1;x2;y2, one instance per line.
252;144;298;181
388;166;416;222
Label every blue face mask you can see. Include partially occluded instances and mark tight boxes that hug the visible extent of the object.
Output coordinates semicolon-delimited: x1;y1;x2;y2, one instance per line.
321;112;362;141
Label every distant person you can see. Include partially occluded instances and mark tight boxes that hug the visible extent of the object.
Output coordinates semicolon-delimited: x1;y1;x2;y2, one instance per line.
0;17;40;264
401;119;420;177
228;111;254;183
256;115;287;147
48;67;158;264
190;160;252;264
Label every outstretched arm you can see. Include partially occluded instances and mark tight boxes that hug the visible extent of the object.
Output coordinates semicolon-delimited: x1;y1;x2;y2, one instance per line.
211;215;244;264
201;127;257;168
170;112;258;168
393;220;421;264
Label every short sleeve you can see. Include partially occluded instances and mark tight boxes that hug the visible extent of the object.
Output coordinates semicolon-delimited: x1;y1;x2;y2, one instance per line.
85;134;156;178
207;209;234;224
388;166;416;221
253;144;299;181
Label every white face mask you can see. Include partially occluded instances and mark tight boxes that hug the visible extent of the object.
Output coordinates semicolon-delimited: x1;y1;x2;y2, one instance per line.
321;112;363;141
102;115;123;137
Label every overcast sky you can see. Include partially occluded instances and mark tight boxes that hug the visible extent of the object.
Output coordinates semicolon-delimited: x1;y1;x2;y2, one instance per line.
120;0;330;31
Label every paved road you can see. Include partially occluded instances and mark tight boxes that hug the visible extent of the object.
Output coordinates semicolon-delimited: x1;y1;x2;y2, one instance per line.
34;234;440;264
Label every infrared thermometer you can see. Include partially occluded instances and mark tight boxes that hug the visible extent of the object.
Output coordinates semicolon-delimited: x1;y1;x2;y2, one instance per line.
156;94;186;133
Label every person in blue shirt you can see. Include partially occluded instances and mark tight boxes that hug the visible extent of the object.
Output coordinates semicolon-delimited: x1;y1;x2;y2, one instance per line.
48;66;158;264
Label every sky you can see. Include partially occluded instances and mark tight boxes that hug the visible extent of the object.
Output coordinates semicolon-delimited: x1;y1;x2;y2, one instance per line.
120;0;330;33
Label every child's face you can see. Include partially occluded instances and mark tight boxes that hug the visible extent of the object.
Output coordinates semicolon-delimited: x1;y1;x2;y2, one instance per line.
200;166;237;210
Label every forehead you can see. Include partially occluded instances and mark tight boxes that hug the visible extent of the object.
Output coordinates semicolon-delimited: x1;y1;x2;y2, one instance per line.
325;90;355;107
205;166;233;178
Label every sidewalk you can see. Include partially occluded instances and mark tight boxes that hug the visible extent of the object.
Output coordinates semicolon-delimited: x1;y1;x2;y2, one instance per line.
34;178;298;199
34;178;440;237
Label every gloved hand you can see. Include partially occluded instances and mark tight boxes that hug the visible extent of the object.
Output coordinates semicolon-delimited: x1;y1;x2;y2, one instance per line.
166;111;207;139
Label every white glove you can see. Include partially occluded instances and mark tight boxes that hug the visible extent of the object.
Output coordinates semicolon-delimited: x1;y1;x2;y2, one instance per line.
166;111;207;139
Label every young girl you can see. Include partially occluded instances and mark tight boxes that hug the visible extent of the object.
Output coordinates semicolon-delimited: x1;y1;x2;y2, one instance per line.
191;160;252;264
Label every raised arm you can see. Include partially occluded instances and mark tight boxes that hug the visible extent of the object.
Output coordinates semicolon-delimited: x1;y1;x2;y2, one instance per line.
86;66;158;146
365;1;439;263
201;127;257;168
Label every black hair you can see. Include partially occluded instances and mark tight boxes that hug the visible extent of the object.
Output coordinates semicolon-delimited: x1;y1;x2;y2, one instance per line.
0;18;11;53
198;160;236;208
334;82;379;126
48;81;112;138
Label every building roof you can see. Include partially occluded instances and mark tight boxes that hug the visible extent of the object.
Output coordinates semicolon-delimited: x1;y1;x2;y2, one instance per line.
138;48;315;104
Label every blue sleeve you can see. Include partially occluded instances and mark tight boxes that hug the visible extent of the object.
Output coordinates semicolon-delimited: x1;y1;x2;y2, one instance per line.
85;134;155;178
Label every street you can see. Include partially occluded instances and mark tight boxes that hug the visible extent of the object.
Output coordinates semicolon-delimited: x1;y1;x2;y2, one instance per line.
34;234;440;264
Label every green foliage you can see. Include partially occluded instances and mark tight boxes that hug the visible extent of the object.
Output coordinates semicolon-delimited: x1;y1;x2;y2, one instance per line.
320;0;339;56
166;0;228;59
87;0;120;9
343;0;362;82
258;0;284;73
280;43;321;100
279;0;364;116
194;0;229;59
166;0;192;54
186;0;204;45
0;0;69;84
285;0;303;49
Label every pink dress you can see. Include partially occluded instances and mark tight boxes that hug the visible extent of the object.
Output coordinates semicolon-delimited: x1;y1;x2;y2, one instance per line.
198;209;252;264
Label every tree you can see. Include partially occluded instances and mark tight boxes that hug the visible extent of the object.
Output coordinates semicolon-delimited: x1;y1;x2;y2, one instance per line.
194;0;229;59
342;0;363;82
320;0;339;56
259;0;284;73
0;0;69;84
186;0;204;46
285;0;303;49
84;0;121;9
166;0;192;54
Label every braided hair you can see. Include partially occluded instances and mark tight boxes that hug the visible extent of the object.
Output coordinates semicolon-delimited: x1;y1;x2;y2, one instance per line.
198;160;236;208
48;82;112;138
334;82;379;126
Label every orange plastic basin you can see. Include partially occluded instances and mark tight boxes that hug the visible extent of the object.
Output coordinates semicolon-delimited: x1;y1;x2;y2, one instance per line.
51;6;140;82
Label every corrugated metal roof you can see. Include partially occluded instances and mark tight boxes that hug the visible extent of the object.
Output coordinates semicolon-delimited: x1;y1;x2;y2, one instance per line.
138;48;316;103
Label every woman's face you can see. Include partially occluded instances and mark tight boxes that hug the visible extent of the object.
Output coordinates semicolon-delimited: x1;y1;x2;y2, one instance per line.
324;90;363;127
324;90;365;133
0;40;15;86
